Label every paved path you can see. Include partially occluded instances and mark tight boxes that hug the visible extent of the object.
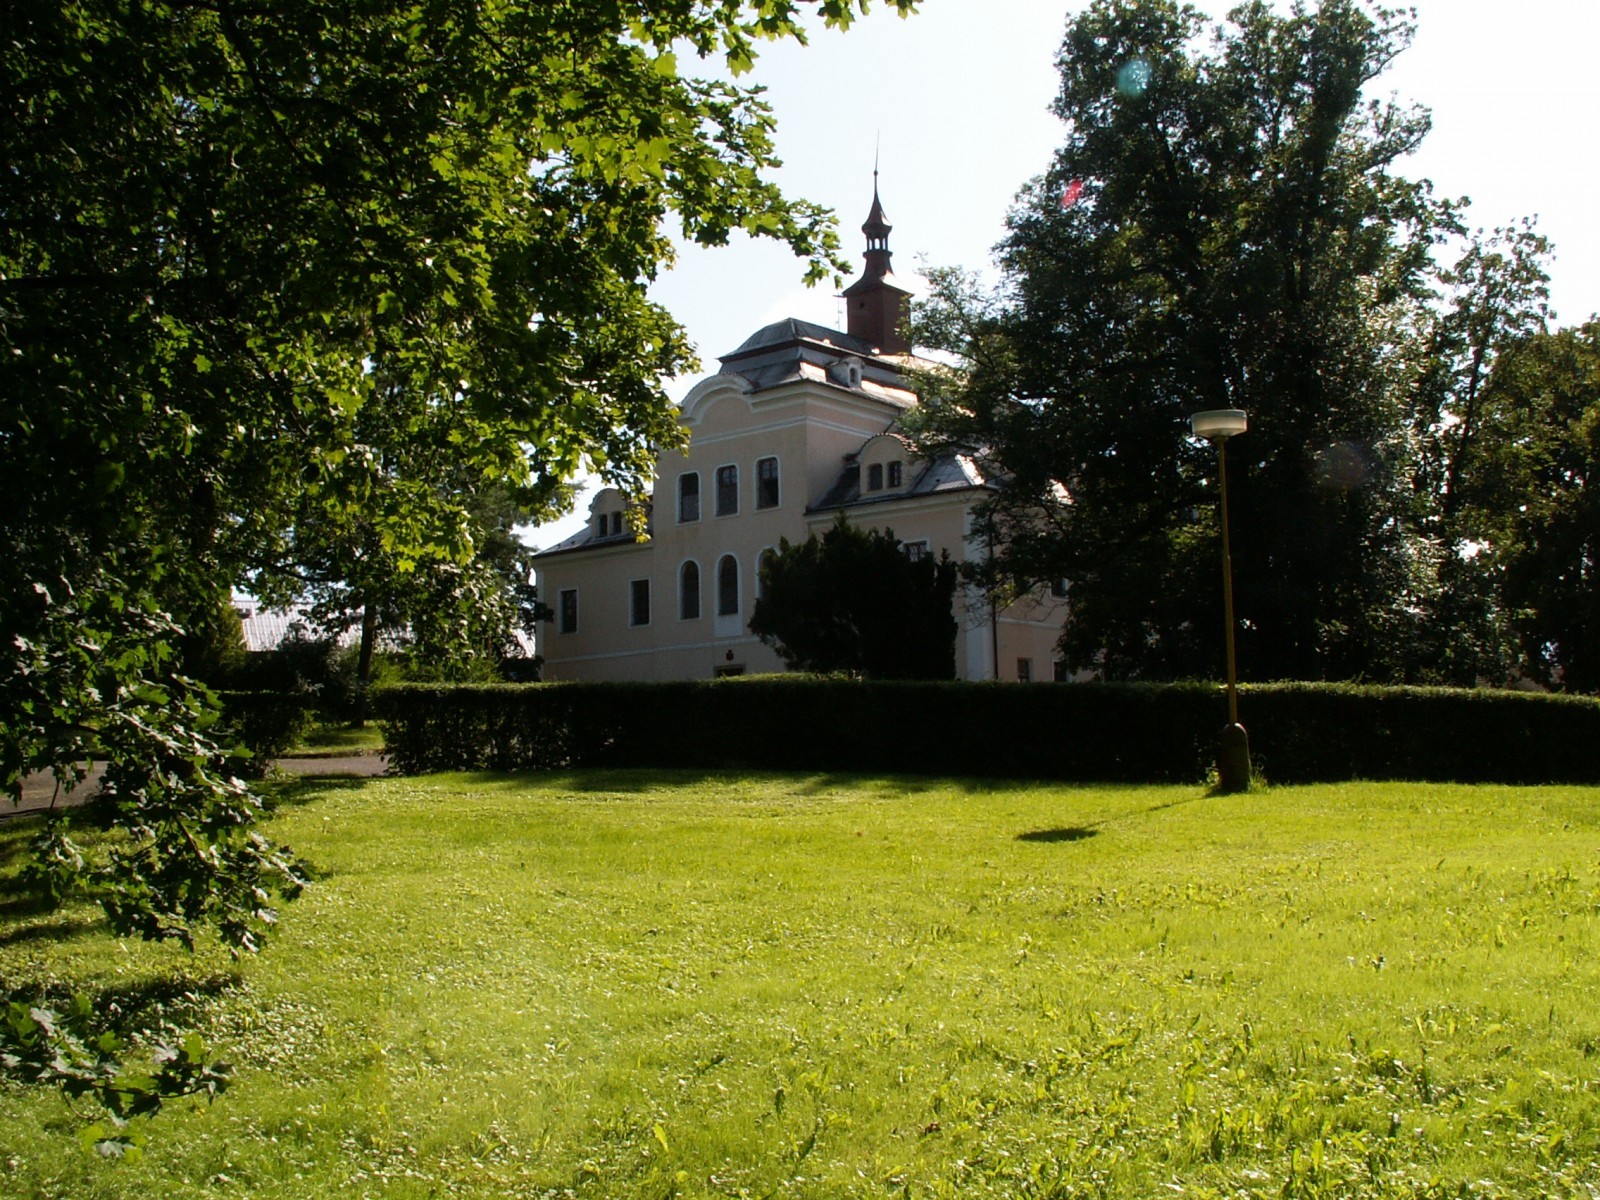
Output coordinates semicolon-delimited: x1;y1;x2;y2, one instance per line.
7;753;387;820
273;753;388;779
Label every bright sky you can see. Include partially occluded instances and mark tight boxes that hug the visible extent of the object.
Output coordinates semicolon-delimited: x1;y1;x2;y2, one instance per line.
534;0;1600;545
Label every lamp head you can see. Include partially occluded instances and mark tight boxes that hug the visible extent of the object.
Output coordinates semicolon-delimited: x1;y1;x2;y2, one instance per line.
1190;409;1248;441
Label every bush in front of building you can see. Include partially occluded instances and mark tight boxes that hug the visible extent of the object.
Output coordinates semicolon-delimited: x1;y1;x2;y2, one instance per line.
374;679;1600;785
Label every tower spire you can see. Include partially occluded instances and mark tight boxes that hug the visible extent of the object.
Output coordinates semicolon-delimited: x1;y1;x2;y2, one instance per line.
842;166;911;354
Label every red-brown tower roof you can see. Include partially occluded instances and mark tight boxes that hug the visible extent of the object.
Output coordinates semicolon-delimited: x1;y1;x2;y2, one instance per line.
841;173;912;354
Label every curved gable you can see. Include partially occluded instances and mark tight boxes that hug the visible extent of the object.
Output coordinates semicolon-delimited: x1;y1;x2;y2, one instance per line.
679;374;751;430
857;432;921;496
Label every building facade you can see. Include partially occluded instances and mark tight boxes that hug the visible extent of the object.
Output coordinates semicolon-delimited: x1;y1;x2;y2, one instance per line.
534;188;1068;682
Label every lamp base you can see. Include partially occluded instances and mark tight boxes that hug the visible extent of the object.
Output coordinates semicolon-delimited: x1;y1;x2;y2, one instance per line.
1217;722;1251;793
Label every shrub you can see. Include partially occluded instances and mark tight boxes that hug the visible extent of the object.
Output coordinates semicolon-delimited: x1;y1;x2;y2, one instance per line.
216;691;317;775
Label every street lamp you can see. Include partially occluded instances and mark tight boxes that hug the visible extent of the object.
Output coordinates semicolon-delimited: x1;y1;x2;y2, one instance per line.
1190;408;1250;792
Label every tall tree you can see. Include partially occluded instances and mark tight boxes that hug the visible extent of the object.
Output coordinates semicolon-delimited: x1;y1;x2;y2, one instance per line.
1460;322;1600;691
750;520;958;680
1404;223;1553;685
1;0;914;1125
912;0;1452;683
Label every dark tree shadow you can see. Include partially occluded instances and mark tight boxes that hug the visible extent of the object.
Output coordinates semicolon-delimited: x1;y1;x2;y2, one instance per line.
1016;827;1100;844
92;970;242;1035
3;969;243;1040
1142;793;1207;815
0;914;105;946
262;775;373;811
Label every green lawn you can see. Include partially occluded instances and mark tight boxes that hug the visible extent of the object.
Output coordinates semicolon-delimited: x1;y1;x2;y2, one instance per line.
288;722;386;756
2;772;1599;1198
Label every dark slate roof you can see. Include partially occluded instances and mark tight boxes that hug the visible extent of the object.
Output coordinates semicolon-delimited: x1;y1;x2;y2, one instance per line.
533;523;645;560
724;318;875;360
717;318;919;400
809;452;989;513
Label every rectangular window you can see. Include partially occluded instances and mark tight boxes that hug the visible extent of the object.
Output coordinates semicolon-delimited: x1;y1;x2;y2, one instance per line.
887;460;903;488
904;540;929;563
1017;657;1032;682
611;512;623;536
866;462;883;492
716;464;738;516
1053;659;1069;682
558;588;578;634
678;473;699;523
630;579;650;627
756;457;780;509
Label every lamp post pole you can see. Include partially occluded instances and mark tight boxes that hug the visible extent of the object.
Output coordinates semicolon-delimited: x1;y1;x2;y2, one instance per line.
1190;409;1250;792
1217;431;1240;727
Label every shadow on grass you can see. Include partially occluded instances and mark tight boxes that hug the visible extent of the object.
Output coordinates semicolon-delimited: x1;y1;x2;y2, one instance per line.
383;769;1220;818
1017;827;1099;844
433;768;1105;799
5;969;243;1039
1145;791;1210;815
0;914;104;946
261;775;376;812
1014;789;1212;845
94;969;242;1035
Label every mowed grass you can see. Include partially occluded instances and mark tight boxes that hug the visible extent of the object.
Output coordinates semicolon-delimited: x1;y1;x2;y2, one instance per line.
290;722;387;756
2;772;1600;1198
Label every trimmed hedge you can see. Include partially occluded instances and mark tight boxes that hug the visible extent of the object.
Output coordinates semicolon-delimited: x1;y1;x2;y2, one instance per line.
373;678;1600;785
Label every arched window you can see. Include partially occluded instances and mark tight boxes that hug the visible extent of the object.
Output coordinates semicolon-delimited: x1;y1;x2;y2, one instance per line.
717;554;740;617
679;561;700;620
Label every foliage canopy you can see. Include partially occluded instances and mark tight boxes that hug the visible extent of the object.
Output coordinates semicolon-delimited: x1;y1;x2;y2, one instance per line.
0;0;914;1126
912;0;1559;685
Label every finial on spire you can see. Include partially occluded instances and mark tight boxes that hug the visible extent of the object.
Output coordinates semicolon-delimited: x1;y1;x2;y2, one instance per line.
863;146;891;247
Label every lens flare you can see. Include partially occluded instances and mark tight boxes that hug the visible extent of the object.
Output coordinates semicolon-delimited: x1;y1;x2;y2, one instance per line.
1116;57;1152;98
1315;441;1370;491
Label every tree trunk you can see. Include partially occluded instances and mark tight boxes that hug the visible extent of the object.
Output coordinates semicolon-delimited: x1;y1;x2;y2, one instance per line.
354;600;377;727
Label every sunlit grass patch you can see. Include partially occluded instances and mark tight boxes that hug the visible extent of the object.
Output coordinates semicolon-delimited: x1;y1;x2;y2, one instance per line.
289;723;386;756
2;772;1598;1197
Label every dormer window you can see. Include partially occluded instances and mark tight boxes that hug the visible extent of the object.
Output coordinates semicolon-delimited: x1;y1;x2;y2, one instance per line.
866;463;883;492
887;460;903;488
827;357;864;389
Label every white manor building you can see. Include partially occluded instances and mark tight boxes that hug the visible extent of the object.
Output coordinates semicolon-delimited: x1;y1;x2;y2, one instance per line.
533;187;1068;682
